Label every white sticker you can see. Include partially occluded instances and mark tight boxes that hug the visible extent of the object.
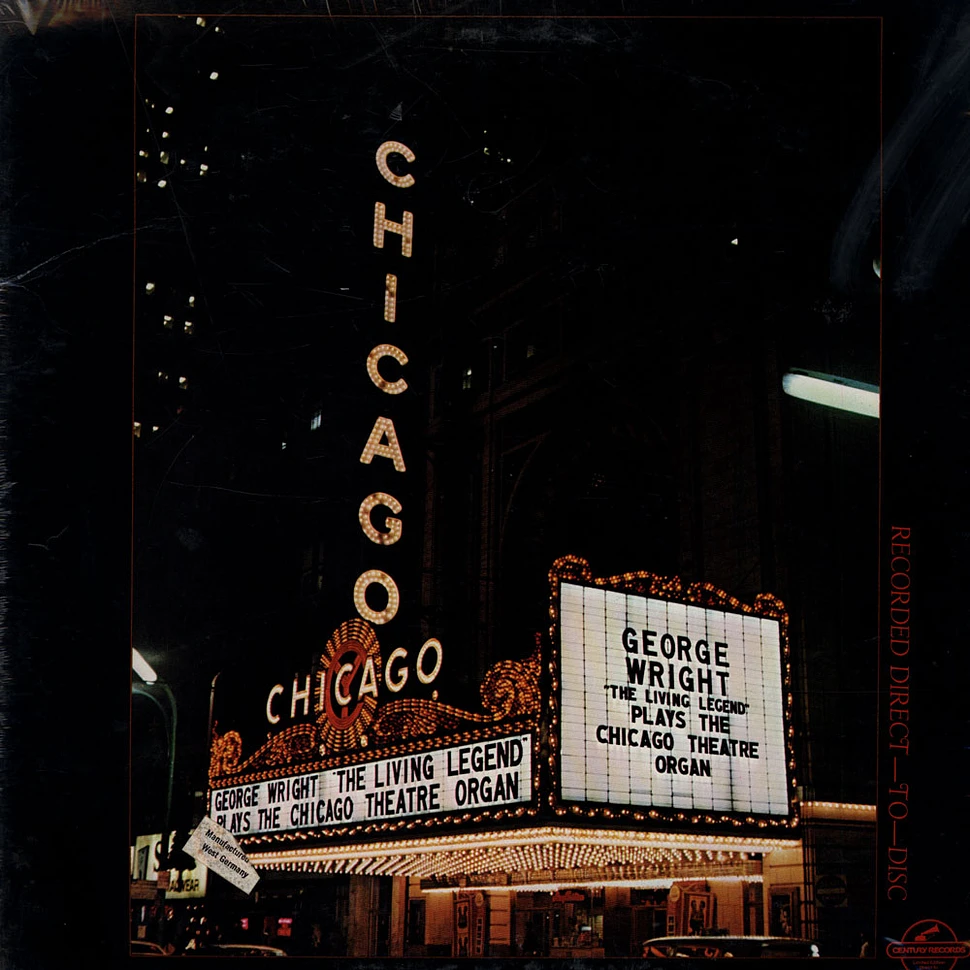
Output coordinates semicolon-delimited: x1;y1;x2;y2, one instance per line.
182;817;260;894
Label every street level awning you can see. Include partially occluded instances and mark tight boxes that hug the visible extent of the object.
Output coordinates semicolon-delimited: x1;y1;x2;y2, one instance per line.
245;824;796;880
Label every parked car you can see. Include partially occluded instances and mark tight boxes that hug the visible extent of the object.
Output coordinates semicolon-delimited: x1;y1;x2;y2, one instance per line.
642;936;821;958
130;940;168;956
183;943;288;956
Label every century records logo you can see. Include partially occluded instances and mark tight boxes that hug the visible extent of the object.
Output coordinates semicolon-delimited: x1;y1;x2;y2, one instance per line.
887;920;970;970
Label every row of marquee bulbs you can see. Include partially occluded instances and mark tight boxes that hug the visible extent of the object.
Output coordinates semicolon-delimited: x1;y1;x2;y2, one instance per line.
352;141;420;626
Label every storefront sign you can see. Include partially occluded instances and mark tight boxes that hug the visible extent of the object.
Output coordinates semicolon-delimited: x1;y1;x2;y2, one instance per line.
558;581;790;816
815;874;848;908
211;732;532;835
130;832;208;899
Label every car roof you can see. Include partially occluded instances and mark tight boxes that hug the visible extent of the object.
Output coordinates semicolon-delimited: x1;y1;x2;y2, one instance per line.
209;944;287;952
646;936;817;943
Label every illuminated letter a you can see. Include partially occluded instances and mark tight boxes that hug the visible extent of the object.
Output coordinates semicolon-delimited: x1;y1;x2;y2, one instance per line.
359;416;406;473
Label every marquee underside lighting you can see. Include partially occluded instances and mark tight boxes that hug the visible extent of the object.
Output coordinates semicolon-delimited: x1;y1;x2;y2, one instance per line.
800;801;876;821
422;874;766;894
246;825;795;879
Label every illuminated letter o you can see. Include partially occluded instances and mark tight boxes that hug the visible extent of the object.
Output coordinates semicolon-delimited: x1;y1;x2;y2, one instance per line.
353;569;400;625
415;637;443;684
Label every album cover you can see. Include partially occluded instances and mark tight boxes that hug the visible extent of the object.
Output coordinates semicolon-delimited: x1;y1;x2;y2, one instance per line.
0;1;966;966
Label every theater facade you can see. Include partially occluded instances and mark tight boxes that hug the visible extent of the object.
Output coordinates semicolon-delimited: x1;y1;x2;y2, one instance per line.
205;556;874;958
130;40;881;955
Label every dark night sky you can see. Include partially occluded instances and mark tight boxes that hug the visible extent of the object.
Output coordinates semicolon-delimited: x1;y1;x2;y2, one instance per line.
127;15;881;831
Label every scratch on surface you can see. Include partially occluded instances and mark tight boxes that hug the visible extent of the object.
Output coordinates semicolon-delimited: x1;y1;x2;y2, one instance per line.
0;230;133;288
166;481;328;502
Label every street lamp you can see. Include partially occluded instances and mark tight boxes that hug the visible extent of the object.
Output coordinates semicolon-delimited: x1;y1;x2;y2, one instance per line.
782;369;879;419
132;647;159;684
133;648;178;947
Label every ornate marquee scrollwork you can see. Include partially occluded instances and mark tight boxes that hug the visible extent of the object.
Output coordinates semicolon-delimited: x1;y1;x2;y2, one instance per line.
211;723;320;781
209;632;543;781
209;729;242;781
548;554;787;621
368;636;542;741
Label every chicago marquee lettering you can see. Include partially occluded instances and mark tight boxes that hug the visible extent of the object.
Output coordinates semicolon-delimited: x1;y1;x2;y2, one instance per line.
264;636;444;726
353;140;417;626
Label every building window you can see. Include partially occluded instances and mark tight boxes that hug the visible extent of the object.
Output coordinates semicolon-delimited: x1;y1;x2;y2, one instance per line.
301;540;325;596
310;410;322;431
407;899;426;946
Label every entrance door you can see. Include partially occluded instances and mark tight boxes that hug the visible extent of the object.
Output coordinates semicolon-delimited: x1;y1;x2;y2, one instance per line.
632;906;667;955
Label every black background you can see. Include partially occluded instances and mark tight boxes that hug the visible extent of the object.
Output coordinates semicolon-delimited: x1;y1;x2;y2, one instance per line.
0;1;967;967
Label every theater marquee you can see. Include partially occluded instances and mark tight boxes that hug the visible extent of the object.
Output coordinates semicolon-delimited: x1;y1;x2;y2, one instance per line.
208;628;542;841
548;556;798;831
211;733;532;835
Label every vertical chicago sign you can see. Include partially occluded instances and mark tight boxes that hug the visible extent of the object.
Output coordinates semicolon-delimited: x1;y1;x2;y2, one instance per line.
207;137;542;840
355;139;417;628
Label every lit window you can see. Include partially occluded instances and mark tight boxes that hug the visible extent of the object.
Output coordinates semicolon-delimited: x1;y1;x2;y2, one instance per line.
183;321;193;335
157;370;168;382
163;315;173;329
133;421;142;438
136;170;147;183
159;151;170;165
178;376;189;389
310;411;322;431
462;367;473;391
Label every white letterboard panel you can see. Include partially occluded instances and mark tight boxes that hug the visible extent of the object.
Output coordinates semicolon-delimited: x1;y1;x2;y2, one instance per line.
210;733;533;836
558;583;790;817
